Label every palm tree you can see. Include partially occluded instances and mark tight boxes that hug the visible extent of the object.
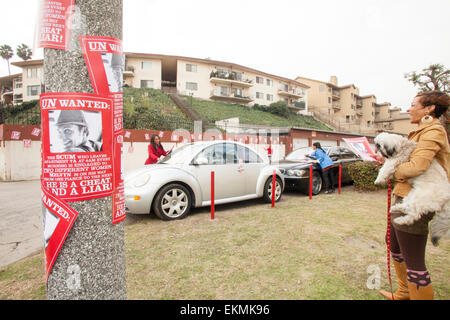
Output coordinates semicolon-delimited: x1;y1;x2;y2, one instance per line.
16;44;32;61
0;44;14;75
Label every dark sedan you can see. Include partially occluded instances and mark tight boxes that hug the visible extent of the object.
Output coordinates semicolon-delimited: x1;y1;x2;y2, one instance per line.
276;146;363;195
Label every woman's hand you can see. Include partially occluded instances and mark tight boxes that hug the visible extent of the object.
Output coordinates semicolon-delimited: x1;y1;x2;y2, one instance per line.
373;154;385;164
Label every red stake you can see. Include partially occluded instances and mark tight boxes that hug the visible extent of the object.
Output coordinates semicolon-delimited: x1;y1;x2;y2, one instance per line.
338;164;342;194
309;165;313;200
211;171;215;220
386;180;394;300
272;170;276;207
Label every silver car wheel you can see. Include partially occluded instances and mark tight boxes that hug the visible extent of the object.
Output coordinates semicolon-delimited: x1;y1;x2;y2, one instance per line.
161;188;189;218
268;180;282;201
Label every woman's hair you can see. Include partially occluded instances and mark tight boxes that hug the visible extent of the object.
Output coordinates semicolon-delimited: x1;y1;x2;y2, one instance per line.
150;134;162;150
416;91;450;119
313;142;325;152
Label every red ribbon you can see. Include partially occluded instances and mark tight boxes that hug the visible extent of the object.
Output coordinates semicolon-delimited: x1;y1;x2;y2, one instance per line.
386;180;394;300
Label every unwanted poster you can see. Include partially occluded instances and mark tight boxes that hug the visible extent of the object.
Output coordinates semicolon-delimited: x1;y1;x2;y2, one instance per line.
41;93;115;202
41;182;78;278
343;137;377;161
79;35;125;224
38;0;74;50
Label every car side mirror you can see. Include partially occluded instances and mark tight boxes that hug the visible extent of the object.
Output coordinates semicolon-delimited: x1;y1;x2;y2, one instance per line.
193;156;208;165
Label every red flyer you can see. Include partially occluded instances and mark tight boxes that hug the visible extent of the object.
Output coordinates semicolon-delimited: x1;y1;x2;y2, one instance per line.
79;35;125;224
41;92;115;201
38;0;74;50
79;35;124;95
31;128;41;136
11;131;21;140
343;137;377;161
24;139;32;147
41;182;78;278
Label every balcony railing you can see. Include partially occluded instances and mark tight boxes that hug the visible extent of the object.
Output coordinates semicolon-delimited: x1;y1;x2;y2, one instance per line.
278;88;303;98
332;90;340;98
123;66;134;77
332;102;341;109
210;89;253;103
209;70;253;87
356;99;363;107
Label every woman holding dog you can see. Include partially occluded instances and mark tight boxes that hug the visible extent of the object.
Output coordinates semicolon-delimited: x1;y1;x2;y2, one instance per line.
377;91;450;300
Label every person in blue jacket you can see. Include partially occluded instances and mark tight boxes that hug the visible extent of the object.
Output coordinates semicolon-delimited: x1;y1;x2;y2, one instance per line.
306;142;335;194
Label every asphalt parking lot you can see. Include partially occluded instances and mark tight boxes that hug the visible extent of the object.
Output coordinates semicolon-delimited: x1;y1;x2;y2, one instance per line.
0;180;43;268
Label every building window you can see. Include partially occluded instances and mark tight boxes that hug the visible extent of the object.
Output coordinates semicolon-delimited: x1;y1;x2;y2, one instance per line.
351;104;355;109
256;92;264;99
141;61;152;70
27;85;40;96
27;68;40;79
266;94;273;101
218;86;229;96
281;84;288;91
186;82;198;91
266;79;273;87
232;71;242;81
140;80;154;88
232;88;243;97
256;76;264;84
186;64;197;72
328;97;331;104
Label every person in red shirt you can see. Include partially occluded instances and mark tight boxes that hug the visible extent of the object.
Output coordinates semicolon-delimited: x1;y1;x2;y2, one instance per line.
265;144;273;163
145;134;168;165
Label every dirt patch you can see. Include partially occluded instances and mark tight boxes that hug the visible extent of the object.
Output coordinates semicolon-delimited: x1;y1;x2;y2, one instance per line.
344;235;381;251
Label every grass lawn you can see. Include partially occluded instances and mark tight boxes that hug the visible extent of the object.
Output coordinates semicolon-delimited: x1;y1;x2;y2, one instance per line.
189;98;332;131
1;187;448;300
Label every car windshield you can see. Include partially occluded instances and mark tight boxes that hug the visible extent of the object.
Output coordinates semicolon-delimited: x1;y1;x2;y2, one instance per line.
159;143;198;164
286;146;330;161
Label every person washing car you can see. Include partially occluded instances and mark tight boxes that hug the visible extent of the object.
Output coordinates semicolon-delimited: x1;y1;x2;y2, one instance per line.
145;134;169;165
305;142;335;194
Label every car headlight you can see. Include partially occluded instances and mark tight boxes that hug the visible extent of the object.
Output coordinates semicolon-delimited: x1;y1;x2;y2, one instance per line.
279;168;286;174
130;173;151;188
287;169;294;176
294;170;305;177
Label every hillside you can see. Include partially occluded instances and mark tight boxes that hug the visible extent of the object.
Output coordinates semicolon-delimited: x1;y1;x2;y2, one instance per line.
1;88;332;132
187;96;332;131
123;88;193;131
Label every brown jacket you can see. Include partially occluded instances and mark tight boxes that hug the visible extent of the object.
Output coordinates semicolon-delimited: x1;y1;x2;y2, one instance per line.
393;118;450;197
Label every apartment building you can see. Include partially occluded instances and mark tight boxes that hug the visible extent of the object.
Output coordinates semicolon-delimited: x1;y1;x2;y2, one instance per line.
9;60;44;104
8;53;309;113
124;53;309;112
295;75;415;135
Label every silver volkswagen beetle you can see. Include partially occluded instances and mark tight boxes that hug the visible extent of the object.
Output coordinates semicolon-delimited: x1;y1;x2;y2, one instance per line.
125;140;284;220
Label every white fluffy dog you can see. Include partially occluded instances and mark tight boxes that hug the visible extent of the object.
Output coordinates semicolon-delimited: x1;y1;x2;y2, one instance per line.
374;132;450;245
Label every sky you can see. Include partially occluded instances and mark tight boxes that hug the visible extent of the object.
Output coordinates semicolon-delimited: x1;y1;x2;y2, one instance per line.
1;0;449;111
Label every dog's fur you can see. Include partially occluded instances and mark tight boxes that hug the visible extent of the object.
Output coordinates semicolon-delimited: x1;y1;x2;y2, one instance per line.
374;132;450;245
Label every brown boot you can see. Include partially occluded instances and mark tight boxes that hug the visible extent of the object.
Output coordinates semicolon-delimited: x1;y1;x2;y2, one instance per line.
407;282;434;300
379;260;410;300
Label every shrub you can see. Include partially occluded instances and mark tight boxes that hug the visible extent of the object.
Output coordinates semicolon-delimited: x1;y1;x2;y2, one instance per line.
347;161;388;192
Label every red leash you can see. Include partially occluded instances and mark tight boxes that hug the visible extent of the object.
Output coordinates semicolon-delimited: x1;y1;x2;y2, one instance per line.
386;180;394;300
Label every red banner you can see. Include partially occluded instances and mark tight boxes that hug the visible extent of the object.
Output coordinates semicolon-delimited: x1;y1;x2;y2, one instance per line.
38;0;74;50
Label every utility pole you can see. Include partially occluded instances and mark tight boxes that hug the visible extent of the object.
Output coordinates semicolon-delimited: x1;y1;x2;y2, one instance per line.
43;0;126;299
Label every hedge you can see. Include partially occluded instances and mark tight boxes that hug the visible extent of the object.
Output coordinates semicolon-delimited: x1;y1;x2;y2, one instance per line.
347;161;389;192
